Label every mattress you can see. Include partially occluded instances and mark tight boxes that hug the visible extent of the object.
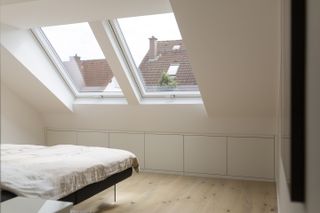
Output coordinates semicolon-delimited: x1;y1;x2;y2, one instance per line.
0;144;139;200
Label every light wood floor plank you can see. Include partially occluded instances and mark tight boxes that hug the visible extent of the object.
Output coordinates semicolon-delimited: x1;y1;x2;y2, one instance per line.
72;172;277;213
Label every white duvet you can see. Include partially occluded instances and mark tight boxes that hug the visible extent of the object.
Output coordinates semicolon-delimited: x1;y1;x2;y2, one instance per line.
0;144;139;200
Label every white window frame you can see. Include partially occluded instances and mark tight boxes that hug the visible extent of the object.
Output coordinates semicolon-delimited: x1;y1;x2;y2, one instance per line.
108;20;201;99
32;27;124;99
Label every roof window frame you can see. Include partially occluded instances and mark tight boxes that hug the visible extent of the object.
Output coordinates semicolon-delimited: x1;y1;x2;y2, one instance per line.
32;26;124;99
108;19;201;99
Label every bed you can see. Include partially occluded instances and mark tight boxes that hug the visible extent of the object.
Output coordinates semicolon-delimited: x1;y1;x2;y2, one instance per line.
0;144;139;204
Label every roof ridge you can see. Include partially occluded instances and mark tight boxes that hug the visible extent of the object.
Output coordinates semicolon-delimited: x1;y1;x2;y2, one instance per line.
157;39;182;42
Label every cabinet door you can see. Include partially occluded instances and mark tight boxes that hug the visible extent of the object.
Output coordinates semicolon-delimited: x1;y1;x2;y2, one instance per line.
145;134;183;172
110;133;145;169
46;130;76;146
228;137;274;179
184;136;227;175
77;131;108;147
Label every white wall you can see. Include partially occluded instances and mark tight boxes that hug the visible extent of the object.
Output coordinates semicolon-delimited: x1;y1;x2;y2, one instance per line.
305;0;320;211
44;104;275;135
1;83;45;145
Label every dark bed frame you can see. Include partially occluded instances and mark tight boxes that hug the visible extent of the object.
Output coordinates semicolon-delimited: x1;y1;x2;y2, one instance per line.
1;167;133;205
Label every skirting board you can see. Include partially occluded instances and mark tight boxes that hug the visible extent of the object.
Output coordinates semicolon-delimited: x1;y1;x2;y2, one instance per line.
141;169;275;182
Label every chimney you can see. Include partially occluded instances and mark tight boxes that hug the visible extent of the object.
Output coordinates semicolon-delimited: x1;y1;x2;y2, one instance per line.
149;36;158;60
69;54;81;65
66;54;86;90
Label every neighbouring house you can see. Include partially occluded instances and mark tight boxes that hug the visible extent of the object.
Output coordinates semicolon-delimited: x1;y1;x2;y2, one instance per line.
63;55;113;92
62;36;197;92
139;36;197;91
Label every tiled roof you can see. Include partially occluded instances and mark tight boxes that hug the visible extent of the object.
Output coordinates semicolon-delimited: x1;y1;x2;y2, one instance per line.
63;58;113;90
80;59;113;86
139;39;197;87
62;38;197;91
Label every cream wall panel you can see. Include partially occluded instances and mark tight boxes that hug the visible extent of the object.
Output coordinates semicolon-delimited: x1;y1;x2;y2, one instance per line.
184;136;226;175
109;133;145;169
145;134;183;172
46;130;76;146
77;131;108;147
228;137;274;179
1;84;44;145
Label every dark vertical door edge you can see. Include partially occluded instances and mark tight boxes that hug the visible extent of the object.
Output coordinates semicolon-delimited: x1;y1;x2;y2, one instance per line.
290;0;306;202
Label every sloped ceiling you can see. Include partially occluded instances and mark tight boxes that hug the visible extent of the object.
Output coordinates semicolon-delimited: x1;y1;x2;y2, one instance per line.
0;0;172;28
0;0;280;120
1;47;72;113
1;23;75;112
0;0;39;6
170;0;280;117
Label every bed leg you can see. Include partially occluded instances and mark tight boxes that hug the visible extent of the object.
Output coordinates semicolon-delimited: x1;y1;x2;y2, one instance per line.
114;184;117;202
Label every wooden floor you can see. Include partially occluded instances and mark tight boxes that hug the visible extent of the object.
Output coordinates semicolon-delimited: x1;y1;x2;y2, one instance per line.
72;172;277;213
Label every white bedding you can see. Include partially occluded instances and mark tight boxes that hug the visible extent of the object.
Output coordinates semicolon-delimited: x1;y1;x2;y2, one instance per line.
0;144;139;200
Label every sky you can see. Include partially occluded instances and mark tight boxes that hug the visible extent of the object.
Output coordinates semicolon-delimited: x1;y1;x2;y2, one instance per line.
42;22;105;61
42;13;182;66
118;13;181;65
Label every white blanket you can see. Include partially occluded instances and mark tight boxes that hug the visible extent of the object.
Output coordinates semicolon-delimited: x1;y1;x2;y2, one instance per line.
0;144;139;200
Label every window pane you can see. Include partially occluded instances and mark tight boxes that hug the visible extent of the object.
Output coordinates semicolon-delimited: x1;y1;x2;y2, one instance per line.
118;13;199;93
42;22;121;93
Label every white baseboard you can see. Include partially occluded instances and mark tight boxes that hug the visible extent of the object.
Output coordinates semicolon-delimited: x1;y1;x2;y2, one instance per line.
140;169;274;182
140;169;184;176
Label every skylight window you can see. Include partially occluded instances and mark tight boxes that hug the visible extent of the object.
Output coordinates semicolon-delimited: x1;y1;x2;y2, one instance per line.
172;45;181;50
167;64;179;76
116;13;200;96
39;22;122;95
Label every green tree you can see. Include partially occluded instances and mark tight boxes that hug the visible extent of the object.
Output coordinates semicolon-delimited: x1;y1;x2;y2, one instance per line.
159;71;177;87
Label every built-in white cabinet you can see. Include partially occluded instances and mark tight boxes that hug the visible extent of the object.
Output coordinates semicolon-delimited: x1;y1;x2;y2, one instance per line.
45;129;275;180
184;136;227;175
145;134;183;172
46;130;76;146
77;131;108;147
227;137;274;179
109;133;145;169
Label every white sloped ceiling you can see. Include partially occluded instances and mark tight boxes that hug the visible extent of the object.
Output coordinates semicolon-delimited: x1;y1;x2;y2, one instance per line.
1;0;279;121
1;24;74;113
170;0;280;118
1;47;73;113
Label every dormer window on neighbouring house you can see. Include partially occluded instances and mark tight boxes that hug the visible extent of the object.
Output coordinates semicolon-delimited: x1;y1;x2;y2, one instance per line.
38;22;122;97
167;64;180;76
172;45;181;50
